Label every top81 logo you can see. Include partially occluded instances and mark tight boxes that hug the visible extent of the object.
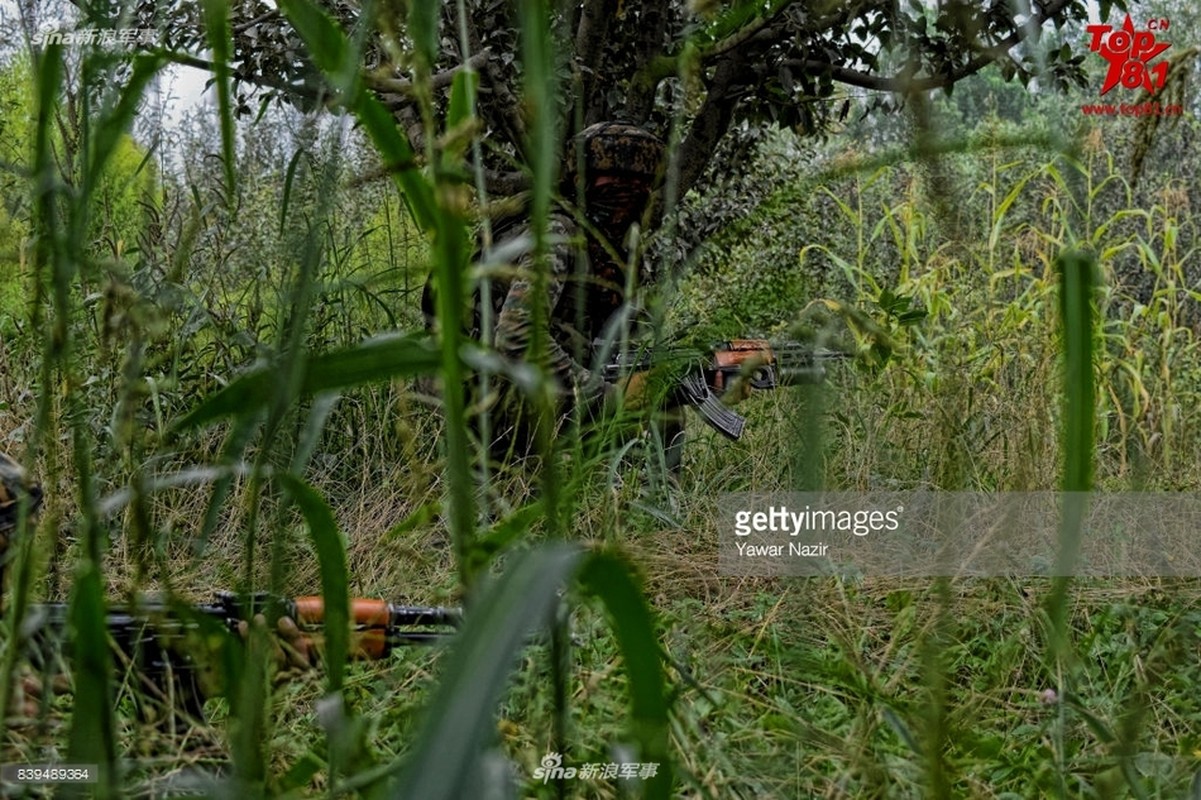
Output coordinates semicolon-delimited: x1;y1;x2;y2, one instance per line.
1086;15;1171;95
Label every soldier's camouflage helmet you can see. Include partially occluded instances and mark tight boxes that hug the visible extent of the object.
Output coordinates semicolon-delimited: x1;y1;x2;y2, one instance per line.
0;452;42;532
565;121;664;188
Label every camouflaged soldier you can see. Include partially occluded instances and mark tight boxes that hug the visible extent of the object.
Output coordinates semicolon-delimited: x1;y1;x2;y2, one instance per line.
427;122;677;464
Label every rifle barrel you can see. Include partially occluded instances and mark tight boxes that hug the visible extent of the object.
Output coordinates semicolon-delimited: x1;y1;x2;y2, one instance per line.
772;343;849;385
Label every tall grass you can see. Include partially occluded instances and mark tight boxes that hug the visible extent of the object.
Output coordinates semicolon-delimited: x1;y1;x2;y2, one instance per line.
656;102;1201;795
3;2;677;798
2;4;1200;799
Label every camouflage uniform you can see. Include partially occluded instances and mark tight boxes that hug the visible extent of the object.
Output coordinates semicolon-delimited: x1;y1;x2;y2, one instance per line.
426;123;679;464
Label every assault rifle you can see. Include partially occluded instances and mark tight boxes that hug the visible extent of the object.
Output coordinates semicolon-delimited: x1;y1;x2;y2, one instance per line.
20;592;460;720
601;338;849;440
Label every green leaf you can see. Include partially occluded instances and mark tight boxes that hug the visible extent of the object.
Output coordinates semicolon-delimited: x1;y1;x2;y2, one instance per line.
276;473;349;694
878;287;897;311
86;55;164;195
278;0;435;229
409;1;439;69
388;544;586;799
175;333;442;430
444;69;480;163
200;0;236;199
1057;250;1096;493
578;552;673;799
65;566;117;797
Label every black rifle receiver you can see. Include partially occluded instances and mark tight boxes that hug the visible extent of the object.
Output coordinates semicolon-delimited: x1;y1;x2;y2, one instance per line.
601;339;849;440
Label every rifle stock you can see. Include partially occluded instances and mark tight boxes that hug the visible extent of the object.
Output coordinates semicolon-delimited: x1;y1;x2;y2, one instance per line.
19;592;460;720
602;338;849;440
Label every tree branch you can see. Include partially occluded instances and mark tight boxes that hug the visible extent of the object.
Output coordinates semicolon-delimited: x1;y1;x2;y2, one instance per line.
676;56;748;197
349;161;527;197
700;4;790;63
369;51;489;104
233;10;279;35
463;10;525;146
790;0;1074;94
161;50;322;102
623;0;671;123
574;0;614;125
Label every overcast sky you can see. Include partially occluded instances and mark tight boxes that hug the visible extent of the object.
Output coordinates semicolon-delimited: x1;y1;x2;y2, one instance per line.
0;0;211;129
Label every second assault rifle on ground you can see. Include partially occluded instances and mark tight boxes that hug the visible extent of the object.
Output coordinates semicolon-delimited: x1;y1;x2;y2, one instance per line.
20;592;460;720
601;338;850;440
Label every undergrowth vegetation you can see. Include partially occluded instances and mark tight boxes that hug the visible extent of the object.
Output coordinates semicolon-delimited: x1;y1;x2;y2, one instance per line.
1;1;1200;798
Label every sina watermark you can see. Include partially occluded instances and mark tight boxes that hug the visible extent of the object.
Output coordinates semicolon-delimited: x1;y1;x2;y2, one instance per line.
532;752;659;784
32;27;159;48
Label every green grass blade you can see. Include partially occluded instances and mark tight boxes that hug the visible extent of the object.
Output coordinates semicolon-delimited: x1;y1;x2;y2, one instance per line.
174;333;442;430
444;69;480;164
355;94;436;229
198;414;261;552
1064;695;1115;743
409;0;439;69
428;183;476;593
276;473;349;694
0;41;63;736
275;0;354;87
518;0;563;538
882;705;921;756
468;500;545;575
1045;250;1098;780
84;55;164;196
1047;250;1096;644
279;148;308;235
447;69;478;132
200;0;237;199
388;544;585;799
277;0;435;228
578;552;673;800
1058;249;1096;495
63;566;117;798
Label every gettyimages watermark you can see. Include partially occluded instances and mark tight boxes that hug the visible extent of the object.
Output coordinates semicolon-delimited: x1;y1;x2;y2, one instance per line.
31;27;159;48
720;492;1201;577
532;753;659;785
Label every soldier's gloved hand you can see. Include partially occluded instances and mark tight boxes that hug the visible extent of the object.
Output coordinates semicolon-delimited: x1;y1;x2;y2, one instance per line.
718;375;755;406
11;667;72;722
237;613;316;674
615;371;654;411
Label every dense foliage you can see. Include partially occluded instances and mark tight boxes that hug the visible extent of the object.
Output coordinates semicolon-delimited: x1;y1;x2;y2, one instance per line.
118;0;1103;198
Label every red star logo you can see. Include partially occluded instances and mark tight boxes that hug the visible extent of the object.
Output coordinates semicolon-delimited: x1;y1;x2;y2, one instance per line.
1086;15;1171;95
